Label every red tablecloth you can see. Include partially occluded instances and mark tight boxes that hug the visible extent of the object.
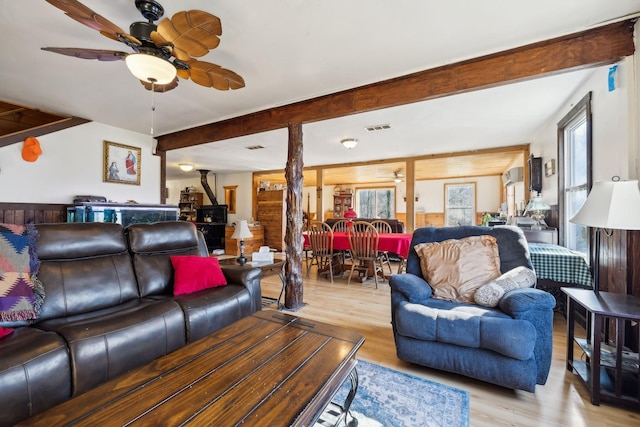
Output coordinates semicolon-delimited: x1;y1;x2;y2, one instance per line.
304;231;412;258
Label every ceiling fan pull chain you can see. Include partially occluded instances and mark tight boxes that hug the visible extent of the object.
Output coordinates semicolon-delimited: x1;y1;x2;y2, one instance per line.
150;79;156;135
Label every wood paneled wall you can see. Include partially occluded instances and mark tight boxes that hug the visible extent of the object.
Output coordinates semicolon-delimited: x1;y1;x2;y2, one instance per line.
0;203;67;225
599;229;640;299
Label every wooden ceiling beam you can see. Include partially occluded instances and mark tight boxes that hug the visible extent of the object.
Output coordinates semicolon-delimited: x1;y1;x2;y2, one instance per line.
0;116;91;148
157;20;635;151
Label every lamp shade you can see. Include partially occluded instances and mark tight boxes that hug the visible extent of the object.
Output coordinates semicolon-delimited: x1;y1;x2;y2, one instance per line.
570;180;640;230
526;196;550;211
125;53;177;85
231;220;253;239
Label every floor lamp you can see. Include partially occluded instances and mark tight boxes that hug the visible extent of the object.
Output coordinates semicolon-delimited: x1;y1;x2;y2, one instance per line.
569;179;640;295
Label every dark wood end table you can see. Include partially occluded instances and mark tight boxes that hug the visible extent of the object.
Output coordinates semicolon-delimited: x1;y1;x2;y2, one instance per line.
562;288;640;408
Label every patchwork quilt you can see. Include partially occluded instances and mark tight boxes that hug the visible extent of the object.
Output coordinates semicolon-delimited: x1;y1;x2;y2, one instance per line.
0;223;44;322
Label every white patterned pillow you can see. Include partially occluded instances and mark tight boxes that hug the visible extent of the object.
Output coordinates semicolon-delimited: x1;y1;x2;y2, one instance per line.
474;266;536;307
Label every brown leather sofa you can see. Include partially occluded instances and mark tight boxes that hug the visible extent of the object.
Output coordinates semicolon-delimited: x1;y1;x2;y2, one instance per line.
0;221;261;426
324;217;406;233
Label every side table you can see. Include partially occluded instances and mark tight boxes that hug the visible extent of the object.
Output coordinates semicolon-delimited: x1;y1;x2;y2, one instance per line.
218;255;286;309
562;288;640;408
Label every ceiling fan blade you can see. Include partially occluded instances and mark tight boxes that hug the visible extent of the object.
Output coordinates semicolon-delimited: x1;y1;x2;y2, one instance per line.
176;68;190;80
45;0;140;45
186;60;245;90
154;10;222;61
141;78;179;92
41;47;127;61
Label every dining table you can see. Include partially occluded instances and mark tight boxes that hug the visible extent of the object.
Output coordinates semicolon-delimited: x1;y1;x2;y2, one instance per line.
303;231;413;276
330;231;412;259
527;242;593;315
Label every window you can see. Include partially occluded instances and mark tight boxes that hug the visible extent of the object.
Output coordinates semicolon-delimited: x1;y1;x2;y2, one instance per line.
356;187;395;218
445;183;476;226
558;92;592;255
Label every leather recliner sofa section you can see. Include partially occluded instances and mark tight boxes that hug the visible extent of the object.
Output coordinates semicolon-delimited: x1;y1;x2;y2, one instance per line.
126;221;261;343
0;221;262;426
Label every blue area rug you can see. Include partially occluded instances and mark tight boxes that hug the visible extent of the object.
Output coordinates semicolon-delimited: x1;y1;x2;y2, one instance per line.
331;360;469;427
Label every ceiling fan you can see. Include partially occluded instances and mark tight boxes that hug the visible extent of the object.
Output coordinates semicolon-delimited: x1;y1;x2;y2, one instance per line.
42;0;245;92
378;170;405;182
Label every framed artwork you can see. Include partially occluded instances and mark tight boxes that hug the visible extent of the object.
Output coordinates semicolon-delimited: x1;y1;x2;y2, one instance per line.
103;141;141;185
545;159;556;177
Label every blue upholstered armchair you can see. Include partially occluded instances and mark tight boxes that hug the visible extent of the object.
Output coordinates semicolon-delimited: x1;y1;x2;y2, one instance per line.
389;225;556;392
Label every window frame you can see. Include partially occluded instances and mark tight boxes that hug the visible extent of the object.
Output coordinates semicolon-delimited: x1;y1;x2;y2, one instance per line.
355;186;396;219
444;182;477;226
557;92;592;253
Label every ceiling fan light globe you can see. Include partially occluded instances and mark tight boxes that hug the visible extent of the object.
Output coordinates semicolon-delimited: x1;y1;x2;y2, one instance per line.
125;53;176;85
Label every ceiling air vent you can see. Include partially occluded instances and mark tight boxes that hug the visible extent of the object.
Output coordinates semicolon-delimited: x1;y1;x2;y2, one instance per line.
245;145;265;150
365;124;391;132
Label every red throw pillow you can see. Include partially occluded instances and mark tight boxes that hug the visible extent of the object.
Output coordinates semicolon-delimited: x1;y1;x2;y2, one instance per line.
170;256;227;296
0;326;14;339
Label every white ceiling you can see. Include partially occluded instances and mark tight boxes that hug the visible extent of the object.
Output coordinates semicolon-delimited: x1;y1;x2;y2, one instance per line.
1;1;638;180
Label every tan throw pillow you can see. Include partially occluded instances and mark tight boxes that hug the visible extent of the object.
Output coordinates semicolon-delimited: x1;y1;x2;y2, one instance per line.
474;266;537;307
414;235;501;303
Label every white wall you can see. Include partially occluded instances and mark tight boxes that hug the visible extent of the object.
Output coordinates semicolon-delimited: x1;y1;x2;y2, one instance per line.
313;176;502;217
0;122;159;204
166;176;203;205
413;176;503;213
530;55;636;205
216;172;254;224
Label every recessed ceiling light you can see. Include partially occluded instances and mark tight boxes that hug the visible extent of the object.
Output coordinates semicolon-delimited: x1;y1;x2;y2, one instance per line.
179;163;194;172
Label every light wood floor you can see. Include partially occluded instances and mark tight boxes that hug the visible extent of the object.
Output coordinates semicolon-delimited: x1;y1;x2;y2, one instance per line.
260;264;639;427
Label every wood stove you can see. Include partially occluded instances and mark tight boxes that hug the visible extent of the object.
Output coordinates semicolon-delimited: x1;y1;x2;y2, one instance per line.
196;204;228;251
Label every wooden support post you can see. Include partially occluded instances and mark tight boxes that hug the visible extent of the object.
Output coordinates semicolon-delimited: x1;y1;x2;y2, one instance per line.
316;169;323;221
405;160;415;233
284;122;304;310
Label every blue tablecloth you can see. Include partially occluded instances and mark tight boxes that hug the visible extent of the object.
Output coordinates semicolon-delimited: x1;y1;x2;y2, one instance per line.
528;243;594;288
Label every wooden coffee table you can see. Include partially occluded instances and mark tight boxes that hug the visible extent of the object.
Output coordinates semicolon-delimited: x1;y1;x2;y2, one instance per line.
20;310;364;426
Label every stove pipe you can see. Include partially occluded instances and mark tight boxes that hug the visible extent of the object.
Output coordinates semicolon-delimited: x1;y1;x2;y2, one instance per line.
198;169;218;205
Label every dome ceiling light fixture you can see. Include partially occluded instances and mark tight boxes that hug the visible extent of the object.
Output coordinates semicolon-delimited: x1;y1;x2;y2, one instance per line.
341;138;359;149
179;163;194;172
125;53;177;85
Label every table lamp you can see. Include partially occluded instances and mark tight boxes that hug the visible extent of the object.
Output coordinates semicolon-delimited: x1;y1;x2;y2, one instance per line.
231;220;253;265
526;196;551;230
570;179;640;294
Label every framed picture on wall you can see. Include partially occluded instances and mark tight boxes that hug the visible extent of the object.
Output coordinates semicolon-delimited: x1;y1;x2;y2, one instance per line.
103;141;141;185
545;159;556;177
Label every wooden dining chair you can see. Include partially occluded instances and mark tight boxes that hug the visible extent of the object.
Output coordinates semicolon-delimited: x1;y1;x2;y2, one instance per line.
331;219;352;263
302;221;313;272
370;220;394;275
331;219;350;232
307;222;343;283
346;221;385;288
